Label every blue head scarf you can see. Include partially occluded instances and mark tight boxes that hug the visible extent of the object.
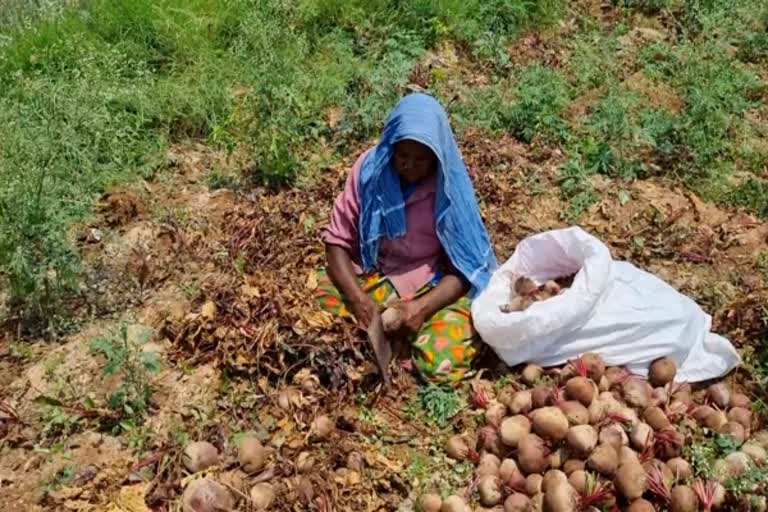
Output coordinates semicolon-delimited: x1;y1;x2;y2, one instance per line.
357;93;497;298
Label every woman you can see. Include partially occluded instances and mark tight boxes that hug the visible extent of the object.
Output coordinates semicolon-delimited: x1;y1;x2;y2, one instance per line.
316;93;497;383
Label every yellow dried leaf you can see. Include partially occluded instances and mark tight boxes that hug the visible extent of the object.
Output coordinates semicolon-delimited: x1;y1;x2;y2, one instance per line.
201;300;216;320
305;270;318;290
305;311;333;328
105;484;150;512
241;284;260;297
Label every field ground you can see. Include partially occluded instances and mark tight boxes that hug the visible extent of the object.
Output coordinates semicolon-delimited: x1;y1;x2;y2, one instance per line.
1;0;768;511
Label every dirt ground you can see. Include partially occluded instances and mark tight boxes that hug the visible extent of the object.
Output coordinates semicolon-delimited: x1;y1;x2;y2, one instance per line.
0;127;765;510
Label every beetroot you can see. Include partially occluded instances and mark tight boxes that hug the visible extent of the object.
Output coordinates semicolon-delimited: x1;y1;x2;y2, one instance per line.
522;364;544;385
238;437;266;473
181;478;235;512
644;406;671;431
720;421;746;445
628;499;656;512
614;462;647;499
500;415;531;448
504;493;531;512
707;383;730;409
568;470;587;494
533;385;555;408
183;442;220;473
667;458;693;481
419;494;443;512
727;407;752;431
486;402;507;428
525;474;543;496
478;475;502;506
566;377;595;406
670;485;698;512
581;353;606;381
730;393;751;409
623;378;651;409
518;434;549;475
508;391;533;415
531;407;569;442
566;425;598;456
587;443;619;477
648;358;677;387
250;482;276;510
741;442;767;465
560;401;590;426
563;459;585;475
630;422;653;451
477;453;502;478
599;423;629;449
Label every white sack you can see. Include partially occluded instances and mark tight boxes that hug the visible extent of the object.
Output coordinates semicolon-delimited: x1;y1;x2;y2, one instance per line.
472;227;740;382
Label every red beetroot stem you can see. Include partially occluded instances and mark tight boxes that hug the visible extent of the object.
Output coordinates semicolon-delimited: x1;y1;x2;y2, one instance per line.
646;465;671;504
692;479;718;512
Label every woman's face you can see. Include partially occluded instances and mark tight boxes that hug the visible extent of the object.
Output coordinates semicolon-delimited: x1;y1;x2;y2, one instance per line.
393;140;437;183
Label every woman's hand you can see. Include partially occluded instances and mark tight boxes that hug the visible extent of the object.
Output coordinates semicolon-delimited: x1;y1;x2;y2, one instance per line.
326;244;380;328
387;300;428;335
348;292;379;330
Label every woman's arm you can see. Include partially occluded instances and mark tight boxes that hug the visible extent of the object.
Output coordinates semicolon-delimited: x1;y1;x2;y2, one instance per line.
326;244;379;328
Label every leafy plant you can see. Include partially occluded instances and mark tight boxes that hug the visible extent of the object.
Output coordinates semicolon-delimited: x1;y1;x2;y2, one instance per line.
616;0;673;13
556;156;597;222
506;65;570;143
89;323;160;432
405;383;461;427
725;465;768;497
684;432;740;479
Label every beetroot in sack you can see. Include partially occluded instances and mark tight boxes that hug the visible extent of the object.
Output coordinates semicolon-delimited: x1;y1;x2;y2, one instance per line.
471;227;739;382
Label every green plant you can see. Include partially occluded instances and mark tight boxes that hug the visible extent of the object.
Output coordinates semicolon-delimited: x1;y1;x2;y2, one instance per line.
405;383;462;427
506;65;570;143
739;33;768;63
89;323;160;432
556;156;597;222
206;170;240;191
44;464;75;493
616;0;673;12
684;432;741;479
728;179;768;219
725;465;768;497
39;405;83;443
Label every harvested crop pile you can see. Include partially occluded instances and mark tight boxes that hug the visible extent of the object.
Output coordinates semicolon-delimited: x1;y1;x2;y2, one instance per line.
500;274;575;313
162;175;379;392
424;355;767;510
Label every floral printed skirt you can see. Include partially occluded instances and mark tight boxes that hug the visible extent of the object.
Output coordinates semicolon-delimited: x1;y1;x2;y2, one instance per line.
314;269;480;383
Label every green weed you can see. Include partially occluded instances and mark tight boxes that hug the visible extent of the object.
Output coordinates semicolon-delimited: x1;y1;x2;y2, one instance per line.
726;465;768;497
557;156;597;222
739;33;768;64
727;179;768;219
507;65;571;143
567;23;621;93
404;383;462;428
89;323;161;433
684;432;741;479
39;405;82;443
616;0;674;13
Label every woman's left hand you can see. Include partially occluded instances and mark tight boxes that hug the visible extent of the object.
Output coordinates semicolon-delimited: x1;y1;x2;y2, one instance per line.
390;299;429;335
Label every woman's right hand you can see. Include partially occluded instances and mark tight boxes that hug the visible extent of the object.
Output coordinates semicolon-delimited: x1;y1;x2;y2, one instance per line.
348;292;379;329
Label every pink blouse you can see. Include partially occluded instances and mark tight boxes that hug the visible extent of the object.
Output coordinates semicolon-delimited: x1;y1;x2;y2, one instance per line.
322;150;443;298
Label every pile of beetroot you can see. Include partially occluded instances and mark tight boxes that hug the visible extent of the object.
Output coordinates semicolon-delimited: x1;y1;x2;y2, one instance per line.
420;354;767;512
